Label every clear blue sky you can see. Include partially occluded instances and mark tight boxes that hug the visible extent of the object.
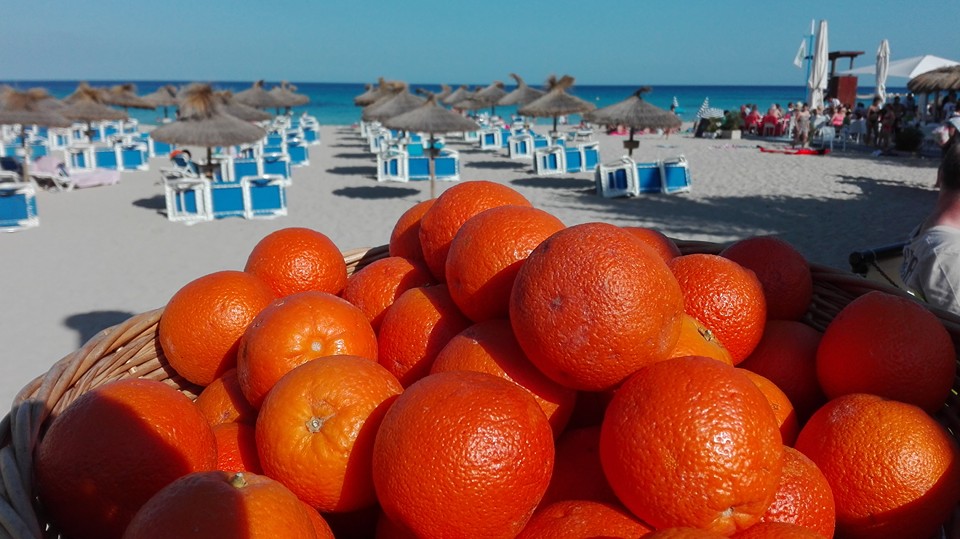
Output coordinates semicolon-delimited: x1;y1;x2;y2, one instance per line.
1;1;957;86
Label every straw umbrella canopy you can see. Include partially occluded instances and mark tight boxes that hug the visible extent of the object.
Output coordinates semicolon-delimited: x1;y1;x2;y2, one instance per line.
234;80;284;110
215;91;272;122
354;78;405;106
383;94;479;198
361;87;425;123
498;73;545;107
470;81;508;115
269;81;310;114
102;83;155;111
518;75;596;133
442;85;472;107
435;84;452;102
142;84;180;119
60;83;129;140
0;88;72;183
584;87;681;156
150;83;267;176
908;65;960;94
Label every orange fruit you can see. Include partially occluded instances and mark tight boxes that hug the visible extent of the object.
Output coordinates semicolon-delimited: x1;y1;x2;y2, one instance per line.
237;291;378;408
667;313;734;365
301;502;336;539
758;446;835;537
816;290;955;414
341;256;435;332
732;522;827;538
377;284;471;387
418;180;532;280
643;528;728;538
510;222;685;391
738;320;825;422
720;236;813;321
121;471;316;539
389;198;435;262
256;355;402;513
194;368;257;426
212;422;262;474
668;253;767;363
430;319;577;435
540;426;618;506
244;227;348;297
159;270;276;386
599;356;784;534
372;370;555;538
623;226;681;263
740;369;800;447
36;379;217;539
445;205;564;321
517;500;653;538
795;393;960;539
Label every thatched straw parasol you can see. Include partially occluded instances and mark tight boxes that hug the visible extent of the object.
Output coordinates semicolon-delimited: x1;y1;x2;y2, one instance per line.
361;86;425;122
442;85;473;107
142;85;180;119
215;91;272;122
470;81;508;114
383;94;479;198
269;81;310;113
498;73;545;107
0;88;73;183
234;80;284;110
518;75;596;133
908;65;960;94
151;83;267;176
60;83;128;140
102;83;155;111
353;78;404;107
435;84;452;102
584;87;681;156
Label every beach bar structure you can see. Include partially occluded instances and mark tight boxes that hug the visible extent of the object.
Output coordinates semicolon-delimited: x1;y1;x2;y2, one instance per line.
827;51;864;106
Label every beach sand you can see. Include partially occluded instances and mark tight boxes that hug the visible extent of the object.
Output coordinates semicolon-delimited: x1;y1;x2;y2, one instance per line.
0;124;940;407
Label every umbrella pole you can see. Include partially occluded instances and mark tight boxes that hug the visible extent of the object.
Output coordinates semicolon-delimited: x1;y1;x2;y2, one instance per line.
206;147;214;179
428;134;437;199
20;134;30;186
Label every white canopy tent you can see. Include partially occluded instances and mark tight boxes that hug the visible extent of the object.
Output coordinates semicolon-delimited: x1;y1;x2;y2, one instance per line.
838;54;960;79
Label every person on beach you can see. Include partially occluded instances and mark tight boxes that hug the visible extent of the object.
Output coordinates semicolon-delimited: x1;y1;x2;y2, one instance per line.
866;97;883;146
793;104;811;148
901;143;960;316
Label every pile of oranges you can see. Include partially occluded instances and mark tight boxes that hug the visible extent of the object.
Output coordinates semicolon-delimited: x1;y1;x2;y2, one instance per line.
32;180;960;539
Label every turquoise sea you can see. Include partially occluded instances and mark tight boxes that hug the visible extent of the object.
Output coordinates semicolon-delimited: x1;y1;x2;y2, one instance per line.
1;80;909;126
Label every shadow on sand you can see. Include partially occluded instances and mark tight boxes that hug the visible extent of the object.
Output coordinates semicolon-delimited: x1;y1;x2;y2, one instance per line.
466;160;529;170
64;310;137;348
529;173;935;268
327;166;377;177
132;195;167;216
332;185;421;199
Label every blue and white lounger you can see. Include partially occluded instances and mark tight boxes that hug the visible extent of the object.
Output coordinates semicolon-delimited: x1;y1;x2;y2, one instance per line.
0;181;39;232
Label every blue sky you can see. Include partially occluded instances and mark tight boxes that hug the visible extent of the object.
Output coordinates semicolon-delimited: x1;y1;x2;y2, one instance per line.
1;1;957;86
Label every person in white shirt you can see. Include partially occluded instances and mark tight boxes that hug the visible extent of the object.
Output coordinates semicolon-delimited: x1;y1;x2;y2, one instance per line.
901;142;960;315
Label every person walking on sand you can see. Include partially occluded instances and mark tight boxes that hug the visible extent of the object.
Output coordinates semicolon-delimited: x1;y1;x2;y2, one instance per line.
793;104;811;148
866;97;883;146
901;143;960;316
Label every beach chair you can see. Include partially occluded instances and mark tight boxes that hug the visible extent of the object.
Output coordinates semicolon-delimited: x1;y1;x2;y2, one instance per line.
408;150;461;182
66;146;96;171
377;148;407;182
163;175;210;224
661;156;692;194
119;144;149;171
242;175;287;219
230;158;261;184
508;134;535;159
479;128;502;151
287;141;309;166
595;157;638;198
145;135;174;158
0;181;39;232
636;160;663;193
208;181;247;220
30;162;75;192
533;146;565;176
564;146;584;173
816;126;837;151
580;142;600;172
463;130;480;144
262;154;292;182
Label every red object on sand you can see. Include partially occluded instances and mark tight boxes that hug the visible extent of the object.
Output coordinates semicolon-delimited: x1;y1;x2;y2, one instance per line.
757;146;830;156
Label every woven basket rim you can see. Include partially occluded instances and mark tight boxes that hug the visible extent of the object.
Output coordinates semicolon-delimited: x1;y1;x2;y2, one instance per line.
1;240;958;537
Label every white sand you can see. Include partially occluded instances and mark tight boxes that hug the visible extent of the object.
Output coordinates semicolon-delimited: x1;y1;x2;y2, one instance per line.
0;124;939;407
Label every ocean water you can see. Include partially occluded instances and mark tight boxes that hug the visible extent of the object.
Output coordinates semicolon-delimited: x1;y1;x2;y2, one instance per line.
2;80;910;127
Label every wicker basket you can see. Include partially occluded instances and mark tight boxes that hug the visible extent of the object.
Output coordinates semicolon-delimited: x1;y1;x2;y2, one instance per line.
2;241;959;538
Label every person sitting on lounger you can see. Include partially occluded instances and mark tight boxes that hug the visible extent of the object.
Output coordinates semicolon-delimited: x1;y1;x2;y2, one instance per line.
901;142;960;316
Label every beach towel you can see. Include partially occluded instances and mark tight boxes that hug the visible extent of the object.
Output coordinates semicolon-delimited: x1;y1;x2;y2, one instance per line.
757;146;831;156
34;156;122;188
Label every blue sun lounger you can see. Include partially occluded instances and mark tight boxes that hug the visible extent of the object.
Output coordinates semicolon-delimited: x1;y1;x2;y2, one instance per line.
0;180;39;232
